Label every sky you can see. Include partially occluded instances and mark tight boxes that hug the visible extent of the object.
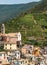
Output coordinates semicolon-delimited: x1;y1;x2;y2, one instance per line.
0;0;40;4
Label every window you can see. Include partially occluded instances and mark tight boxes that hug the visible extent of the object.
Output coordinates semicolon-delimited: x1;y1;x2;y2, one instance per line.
25;61;27;63
21;61;23;64
28;50;30;54
17;41;20;47
10;47;11;49
18;52;19;54
10;44;11;46
5;47;7;49
10;52;11;53
0;61;2;64
30;58;32;60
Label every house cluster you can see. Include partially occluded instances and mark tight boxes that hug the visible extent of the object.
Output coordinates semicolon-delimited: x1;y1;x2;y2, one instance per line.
0;24;47;65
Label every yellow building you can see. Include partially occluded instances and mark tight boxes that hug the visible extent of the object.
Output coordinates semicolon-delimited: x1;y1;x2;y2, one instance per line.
0;24;22;55
3;32;21;55
4;43;17;51
32;47;41;57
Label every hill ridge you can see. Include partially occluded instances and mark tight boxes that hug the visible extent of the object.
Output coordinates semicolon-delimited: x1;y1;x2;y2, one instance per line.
0;2;38;22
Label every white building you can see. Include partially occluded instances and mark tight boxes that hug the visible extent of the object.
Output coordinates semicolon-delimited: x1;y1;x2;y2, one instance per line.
43;54;47;64
0;52;7;60
0;24;22;55
4;32;21;50
40;60;46;65
14;50;21;59
13;59;29;65
3;32;22;55
8;50;21;59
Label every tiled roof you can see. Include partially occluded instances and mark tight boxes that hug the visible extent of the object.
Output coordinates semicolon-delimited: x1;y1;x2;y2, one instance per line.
0;32;21;37
22;44;33;49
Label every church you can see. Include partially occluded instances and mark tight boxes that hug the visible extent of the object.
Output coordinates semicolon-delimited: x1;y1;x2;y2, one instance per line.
0;24;22;55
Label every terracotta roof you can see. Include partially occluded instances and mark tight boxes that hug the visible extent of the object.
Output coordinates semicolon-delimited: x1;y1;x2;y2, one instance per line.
22;44;33;49
0;32;21;37
5;33;18;37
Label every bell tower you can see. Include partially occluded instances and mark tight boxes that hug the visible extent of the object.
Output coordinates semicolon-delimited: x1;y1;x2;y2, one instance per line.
1;24;5;34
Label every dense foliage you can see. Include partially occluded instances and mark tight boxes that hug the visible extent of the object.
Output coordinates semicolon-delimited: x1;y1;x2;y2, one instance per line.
4;12;47;46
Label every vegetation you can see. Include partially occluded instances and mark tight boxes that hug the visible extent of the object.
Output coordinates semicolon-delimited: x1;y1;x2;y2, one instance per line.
0;2;38;22
0;0;47;46
4;12;47;45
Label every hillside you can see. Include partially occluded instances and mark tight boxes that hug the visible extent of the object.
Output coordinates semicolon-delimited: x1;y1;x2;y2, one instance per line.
0;0;47;46
0;2;38;22
27;0;47;13
4;12;47;46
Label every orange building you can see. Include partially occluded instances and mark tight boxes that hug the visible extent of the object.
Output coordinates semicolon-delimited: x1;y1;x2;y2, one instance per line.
32;47;41;57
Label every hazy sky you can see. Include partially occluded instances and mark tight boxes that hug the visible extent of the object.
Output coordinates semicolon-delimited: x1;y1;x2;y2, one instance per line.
0;0;40;4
